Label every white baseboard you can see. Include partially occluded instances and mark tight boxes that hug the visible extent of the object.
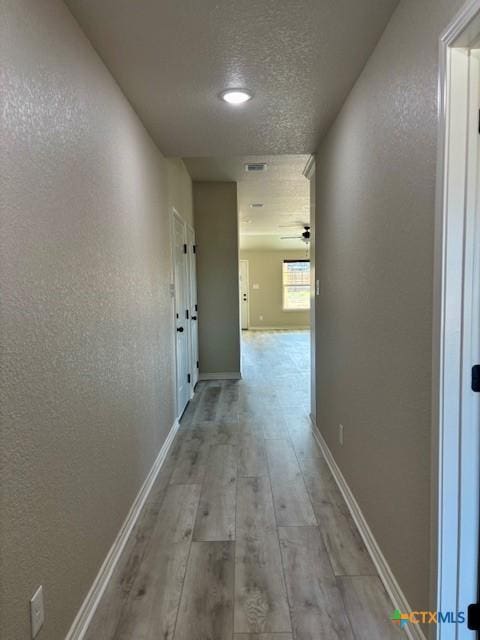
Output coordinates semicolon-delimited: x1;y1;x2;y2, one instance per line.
309;417;426;640
198;372;241;380
65;418;181;640
248;325;310;331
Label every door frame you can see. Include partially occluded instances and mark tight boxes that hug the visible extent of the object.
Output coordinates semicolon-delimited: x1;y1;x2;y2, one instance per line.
434;1;480;633
239;259;250;330
303;155;316;423
186;223;198;390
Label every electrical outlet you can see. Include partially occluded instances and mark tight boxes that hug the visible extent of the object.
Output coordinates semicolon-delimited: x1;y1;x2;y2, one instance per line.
339;424;344;446
30;586;44;638
259;315;263;321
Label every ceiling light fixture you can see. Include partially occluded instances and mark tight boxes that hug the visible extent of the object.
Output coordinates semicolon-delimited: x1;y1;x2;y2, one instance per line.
220;89;253;105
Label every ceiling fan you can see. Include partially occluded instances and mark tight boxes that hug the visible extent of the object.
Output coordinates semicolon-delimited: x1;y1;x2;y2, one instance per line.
280;225;311;244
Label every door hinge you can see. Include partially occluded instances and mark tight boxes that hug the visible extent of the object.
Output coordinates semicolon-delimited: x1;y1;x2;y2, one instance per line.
472;365;480;392
186;309;189;320
187;373;191;384
196;360;199;369
193;244;196;253
195;303;198;312
468;604;480;630
183;243;187;254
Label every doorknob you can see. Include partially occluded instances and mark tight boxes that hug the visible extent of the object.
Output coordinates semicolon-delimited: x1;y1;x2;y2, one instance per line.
177;326;184;332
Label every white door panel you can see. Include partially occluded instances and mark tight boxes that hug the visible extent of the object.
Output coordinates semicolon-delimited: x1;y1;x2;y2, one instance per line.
173;211;190;416
239;259;249;330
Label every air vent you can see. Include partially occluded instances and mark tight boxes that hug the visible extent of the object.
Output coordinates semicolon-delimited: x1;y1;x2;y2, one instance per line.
245;162;267;172
249;203;264;208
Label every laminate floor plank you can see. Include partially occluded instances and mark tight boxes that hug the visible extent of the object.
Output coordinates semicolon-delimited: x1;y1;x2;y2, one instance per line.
113;484;201;640
265;439;317;526
169;437;210;485
279;526;354;640
323;501;377;575
286;418;323;462
234;477;291;634
338;576;404;639
300;453;345;506
193;444;237;541
173;541;235;640
194;382;223;422
237;434;267;477
261;413;290;440
301;457;376;576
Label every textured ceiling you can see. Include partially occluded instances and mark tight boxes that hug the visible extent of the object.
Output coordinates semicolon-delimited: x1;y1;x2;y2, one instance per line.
65;0;399;157
185;155;311;250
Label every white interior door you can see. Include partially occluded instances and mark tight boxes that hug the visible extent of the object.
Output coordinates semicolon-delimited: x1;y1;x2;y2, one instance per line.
436;33;480;636
187;225;199;387
239;259;249;330
457;47;480;629
172;211;190;417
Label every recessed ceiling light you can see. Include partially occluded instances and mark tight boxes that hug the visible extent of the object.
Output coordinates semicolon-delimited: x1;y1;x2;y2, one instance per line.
220;89;253;105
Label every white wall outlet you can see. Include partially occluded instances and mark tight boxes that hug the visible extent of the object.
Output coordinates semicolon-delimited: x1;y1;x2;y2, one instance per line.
259;315;263;321
252;283;260;290
30;586;44;638
339;424;344;446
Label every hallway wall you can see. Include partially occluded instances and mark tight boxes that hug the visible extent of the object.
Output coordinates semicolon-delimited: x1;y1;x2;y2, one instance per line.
194;182;241;377
1;1;192;638
314;0;464;617
240;250;310;329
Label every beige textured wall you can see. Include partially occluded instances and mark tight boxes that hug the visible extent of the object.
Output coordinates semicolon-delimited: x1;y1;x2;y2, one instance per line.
240;250;310;328
194;182;240;375
314;0;464;615
0;1;191;638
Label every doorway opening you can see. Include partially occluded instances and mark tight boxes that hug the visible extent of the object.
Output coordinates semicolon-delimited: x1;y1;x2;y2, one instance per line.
236;154;315;417
435;2;480;632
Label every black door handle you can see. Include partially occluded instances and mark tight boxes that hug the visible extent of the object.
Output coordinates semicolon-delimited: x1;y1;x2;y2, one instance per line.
191;316;197;320
177;327;184;332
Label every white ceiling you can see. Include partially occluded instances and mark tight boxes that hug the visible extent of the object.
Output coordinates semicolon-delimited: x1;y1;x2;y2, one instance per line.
65;0;399;157
184;155;311;250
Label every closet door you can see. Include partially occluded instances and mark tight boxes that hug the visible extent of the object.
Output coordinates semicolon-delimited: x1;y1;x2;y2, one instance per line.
187;225;199;387
172;210;190;416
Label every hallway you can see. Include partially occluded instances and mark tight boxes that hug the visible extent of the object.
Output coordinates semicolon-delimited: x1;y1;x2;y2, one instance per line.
85;331;401;640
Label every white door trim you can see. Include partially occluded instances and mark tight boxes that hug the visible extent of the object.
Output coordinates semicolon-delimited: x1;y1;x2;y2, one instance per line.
434;2;480;635
186;223;198;390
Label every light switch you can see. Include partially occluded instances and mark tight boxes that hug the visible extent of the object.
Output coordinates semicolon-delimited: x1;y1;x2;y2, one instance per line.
252;283;260;290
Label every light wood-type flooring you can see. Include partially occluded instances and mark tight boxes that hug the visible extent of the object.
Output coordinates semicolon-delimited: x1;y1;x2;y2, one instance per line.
85;330;403;640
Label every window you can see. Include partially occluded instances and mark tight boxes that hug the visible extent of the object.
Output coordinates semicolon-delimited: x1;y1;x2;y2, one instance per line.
282;260;310;310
